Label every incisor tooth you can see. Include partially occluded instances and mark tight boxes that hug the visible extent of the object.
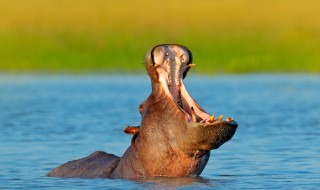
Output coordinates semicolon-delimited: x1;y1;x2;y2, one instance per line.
190;107;197;122
218;115;224;121
226;117;234;122
207;115;215;123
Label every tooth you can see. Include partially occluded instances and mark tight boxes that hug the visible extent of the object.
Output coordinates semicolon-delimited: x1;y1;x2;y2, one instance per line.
226;117;234;122
218;115;224;121
207;115;215;123
190;107;197;122
187;63;196;68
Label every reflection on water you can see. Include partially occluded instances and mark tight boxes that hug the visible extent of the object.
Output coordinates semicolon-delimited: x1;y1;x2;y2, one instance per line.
0;74;319;189
134;177;212;189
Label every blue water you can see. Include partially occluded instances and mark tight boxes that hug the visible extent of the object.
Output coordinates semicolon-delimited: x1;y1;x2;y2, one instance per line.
0;74;319;189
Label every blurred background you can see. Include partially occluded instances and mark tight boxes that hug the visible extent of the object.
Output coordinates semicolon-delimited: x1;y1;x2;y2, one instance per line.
1;0;320;74
1;1;320;189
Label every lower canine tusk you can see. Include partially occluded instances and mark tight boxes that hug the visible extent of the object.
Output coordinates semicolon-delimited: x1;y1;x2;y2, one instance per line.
187;63;196;68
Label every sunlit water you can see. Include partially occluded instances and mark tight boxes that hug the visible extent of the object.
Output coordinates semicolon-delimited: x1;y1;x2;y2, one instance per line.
0;74;319;189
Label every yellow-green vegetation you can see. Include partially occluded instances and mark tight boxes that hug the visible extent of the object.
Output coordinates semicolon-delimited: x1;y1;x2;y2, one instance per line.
1;0;320;74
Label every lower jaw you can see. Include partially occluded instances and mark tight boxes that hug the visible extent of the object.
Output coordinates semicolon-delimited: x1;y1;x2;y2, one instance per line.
168;82;234;125
168;86;204;123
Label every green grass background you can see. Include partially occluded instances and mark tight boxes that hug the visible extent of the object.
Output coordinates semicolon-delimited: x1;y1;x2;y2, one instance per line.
1;0;320;74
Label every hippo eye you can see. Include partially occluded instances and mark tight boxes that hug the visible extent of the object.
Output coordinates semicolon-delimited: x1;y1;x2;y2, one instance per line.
138;102;145;113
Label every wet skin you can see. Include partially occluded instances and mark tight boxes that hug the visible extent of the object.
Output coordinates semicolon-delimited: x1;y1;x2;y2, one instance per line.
47;44;238;179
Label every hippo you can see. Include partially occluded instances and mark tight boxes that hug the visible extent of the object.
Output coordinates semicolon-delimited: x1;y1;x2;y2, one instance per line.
47;44;238;179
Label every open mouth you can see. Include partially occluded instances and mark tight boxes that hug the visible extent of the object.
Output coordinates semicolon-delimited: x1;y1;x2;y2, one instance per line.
151;44;236;125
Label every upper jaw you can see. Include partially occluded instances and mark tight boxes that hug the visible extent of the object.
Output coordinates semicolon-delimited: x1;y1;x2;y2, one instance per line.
149;44;237;127
151;44;192;107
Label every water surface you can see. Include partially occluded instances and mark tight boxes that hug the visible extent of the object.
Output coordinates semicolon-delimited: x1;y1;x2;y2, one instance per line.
0;74;319;189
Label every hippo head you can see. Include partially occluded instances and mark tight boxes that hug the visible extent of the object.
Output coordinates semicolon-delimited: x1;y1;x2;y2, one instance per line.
119;44;238;177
